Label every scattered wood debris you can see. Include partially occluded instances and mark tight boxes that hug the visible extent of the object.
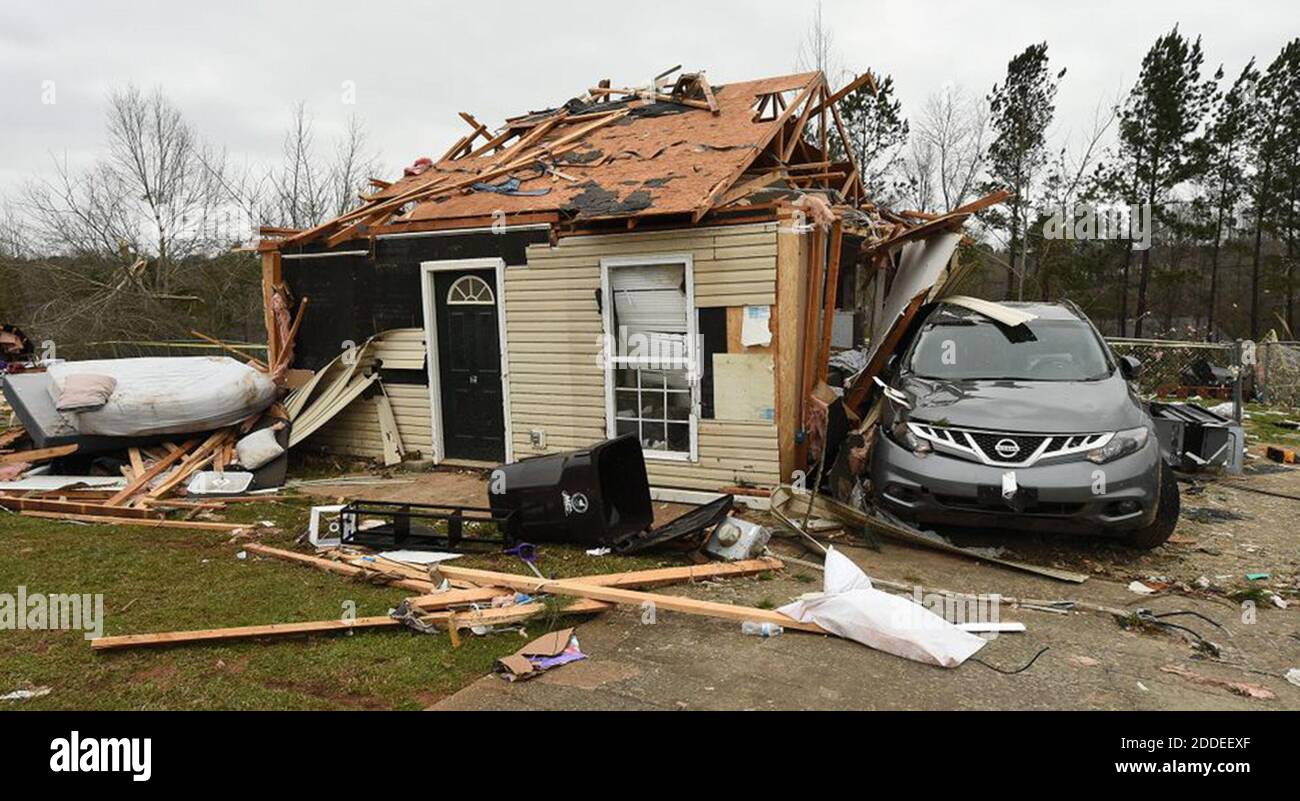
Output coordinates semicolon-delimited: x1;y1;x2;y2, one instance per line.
90;546;794;651
1160;664;1277;700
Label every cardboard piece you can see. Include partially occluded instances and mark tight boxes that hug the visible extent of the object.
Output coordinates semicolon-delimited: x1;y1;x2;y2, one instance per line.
495;627;586;682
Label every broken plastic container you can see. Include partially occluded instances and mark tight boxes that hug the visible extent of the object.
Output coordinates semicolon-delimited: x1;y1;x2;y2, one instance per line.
488;434;653;545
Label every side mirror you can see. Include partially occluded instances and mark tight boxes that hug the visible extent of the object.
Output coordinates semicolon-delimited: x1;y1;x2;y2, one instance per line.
1119;355;1143;380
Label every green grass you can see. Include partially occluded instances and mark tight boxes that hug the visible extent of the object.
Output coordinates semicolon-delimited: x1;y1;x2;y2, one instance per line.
0;496;668;711
1241;407;1300;447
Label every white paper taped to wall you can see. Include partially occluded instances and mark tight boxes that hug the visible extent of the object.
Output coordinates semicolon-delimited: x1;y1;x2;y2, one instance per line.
741;305;772;347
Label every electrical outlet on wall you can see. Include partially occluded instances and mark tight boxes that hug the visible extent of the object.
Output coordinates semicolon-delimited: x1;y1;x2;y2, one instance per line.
529;429;546;449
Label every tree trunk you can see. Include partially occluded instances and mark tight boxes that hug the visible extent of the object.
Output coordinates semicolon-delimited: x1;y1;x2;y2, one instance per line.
1251;164;1274;341
1287;233;1295;335
1119;242;1132;337
1251;218;1265;340
1288;180;1298;335
1207;187;1227;337
1133;170;1158;339
1134;245;1152;338
1006;196;1020;300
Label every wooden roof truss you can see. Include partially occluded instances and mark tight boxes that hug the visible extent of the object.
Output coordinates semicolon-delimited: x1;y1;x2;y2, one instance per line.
273;69;892;249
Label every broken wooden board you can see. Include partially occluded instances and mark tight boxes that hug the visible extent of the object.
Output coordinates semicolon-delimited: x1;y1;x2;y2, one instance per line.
0;443;78;465
105;437;201;506
427;564;825;634
91;617;403;651
91;599;612;652
17;510;249;532
0;494;159;519
769;485;1090;584
406;557;786;610
243;542;438;593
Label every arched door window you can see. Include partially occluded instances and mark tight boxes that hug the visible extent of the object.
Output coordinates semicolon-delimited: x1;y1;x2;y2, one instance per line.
446;275;495;305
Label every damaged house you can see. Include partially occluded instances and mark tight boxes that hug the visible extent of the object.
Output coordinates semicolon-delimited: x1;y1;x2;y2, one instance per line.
259;68;999;498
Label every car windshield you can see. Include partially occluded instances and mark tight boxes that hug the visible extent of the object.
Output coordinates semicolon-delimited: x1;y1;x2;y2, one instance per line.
907;316;1112;381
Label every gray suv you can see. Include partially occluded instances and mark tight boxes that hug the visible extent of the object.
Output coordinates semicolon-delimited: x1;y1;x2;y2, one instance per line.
868;301;1179;549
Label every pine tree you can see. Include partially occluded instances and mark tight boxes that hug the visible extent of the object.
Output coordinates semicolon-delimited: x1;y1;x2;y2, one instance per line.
829;74;909;203
986;43;1064;300
1117;26;1215;337
1200;60;1258;336
1247;39;1300;337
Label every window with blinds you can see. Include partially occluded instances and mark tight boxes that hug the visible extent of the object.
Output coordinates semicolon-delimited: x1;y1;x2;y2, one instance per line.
600;255;699;461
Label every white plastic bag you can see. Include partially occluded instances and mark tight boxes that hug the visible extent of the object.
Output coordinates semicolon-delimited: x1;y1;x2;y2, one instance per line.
48;357;276;437
777;548;987;668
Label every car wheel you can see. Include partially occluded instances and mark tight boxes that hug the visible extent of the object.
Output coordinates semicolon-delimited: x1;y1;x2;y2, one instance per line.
1124;462;1180;550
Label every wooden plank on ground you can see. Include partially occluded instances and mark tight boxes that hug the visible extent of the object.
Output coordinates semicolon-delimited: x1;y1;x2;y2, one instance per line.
90;596;612;652
17;511;249;532
243;543;437;593
0;444;78;465
0;495;159;519
429;565;824;633
91;617;403;651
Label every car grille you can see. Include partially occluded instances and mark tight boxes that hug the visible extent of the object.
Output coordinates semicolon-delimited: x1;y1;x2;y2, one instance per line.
966;432;1048;464
908;423;1112;468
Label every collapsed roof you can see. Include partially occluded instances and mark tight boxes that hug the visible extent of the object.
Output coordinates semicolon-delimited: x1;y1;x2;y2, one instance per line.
271;68;895;249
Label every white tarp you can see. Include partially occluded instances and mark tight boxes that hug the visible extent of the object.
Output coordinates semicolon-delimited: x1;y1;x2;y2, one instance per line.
777;548;987;668
48;357;276;437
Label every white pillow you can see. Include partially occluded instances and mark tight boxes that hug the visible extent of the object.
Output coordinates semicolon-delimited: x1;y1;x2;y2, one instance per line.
55;373;117;412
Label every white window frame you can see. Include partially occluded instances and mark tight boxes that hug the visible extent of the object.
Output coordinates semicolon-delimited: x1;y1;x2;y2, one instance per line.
599;253;699;463
445;274;496;305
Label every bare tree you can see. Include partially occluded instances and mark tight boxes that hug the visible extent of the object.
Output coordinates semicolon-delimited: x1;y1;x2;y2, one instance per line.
796;0;840;145
900;139;939;213
0;199;27;259
16;86;244;346
103;85;231;291
267;104;379;228
327;114;378;218
1042;95;1119;212
796;1;839;79
912;84;989;211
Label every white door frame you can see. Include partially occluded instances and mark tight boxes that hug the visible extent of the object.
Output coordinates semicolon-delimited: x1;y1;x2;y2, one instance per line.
419;258;513;465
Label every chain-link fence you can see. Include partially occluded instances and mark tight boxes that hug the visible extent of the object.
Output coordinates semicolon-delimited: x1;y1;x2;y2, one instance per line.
1256;340;1300;408
1107;338;1236;398
1106;337;1300;409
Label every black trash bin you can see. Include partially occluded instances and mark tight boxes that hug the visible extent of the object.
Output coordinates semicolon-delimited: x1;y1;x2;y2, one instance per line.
489;434;654;545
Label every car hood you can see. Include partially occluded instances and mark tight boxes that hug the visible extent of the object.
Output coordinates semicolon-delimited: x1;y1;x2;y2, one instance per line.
897;373;1147;433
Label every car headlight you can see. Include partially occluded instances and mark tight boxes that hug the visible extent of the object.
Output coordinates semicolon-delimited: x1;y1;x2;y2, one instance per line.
890;420;932;457
1087;427;1150;464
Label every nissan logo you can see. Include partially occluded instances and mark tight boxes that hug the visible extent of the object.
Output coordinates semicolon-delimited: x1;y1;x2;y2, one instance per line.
994;438;1021;459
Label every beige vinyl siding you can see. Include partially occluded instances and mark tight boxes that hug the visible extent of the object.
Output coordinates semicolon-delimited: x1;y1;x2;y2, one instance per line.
367;328;427;370
302;328;435;460
310;383;435;460
507;222;781;491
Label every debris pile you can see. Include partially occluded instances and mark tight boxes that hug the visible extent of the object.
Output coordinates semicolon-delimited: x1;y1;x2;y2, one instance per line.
0;298;308;529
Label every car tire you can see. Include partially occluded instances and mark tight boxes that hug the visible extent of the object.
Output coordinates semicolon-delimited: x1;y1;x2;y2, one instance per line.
1124;462;1180;550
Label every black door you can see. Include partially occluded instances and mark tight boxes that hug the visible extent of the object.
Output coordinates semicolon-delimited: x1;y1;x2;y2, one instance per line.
434;269;505;462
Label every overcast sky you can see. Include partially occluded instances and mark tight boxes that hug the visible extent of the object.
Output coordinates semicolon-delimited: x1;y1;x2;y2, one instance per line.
1;0;1294;200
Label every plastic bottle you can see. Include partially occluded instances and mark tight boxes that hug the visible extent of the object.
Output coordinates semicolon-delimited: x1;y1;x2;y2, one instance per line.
741;621;784;638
